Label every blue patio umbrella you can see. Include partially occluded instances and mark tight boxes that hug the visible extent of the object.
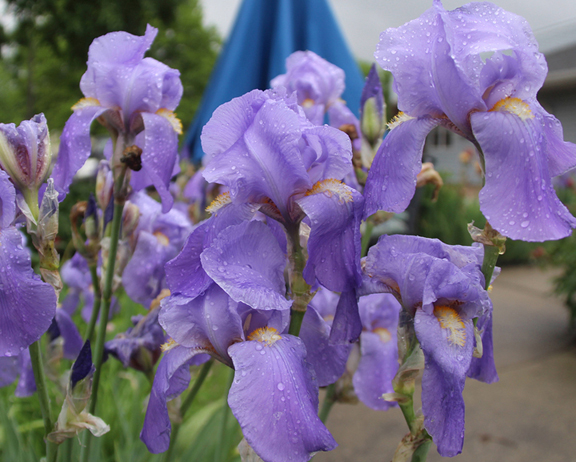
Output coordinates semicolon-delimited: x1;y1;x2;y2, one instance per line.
184;0;366;163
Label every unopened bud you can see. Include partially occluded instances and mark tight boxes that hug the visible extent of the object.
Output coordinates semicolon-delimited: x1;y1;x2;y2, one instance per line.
416;162;443;201
360;64;385;148
0;114;52;193
96;160;113;210
122;202;140;239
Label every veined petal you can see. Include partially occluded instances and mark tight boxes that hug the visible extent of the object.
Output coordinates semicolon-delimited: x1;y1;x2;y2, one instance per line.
203;97;311;218
140;345;209;453
363;116;440;218
0;227;56;356
228;334;337;462
472;108;576;241
297;180;363;292
201;221;291;311
159;285;243;365
52;106;108;200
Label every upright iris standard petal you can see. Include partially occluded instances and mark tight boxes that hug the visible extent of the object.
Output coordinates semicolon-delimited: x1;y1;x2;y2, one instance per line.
201;221;291;312
228;333;337;462
297;180;363;292
472;108;576;241
0;227;57;356
52;105;107;199
140;345;209;453
202;95;311;218
364;116;439;218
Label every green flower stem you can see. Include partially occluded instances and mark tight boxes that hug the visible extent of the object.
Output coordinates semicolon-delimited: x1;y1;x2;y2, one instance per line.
287;222;312;337
411;441;432;462
83;264;102;343
318;383;336;423
29;340;58;462
164;359;214;462
361;219;374;257
214;368;235;462
481;244;500;291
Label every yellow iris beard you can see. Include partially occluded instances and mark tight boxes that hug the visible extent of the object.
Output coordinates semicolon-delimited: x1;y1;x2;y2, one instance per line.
433;305;466;347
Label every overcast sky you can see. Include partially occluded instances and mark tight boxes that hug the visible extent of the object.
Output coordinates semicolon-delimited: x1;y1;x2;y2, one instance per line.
200;0;576;61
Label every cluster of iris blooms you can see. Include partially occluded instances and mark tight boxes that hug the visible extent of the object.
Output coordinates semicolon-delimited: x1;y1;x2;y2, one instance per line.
1;1;575;461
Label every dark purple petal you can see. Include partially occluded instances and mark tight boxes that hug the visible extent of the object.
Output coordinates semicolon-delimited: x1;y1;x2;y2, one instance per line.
353;330;398;410
201;221;291;311
297;181;363;292
54;309;83;361
0;170;16;228
329;290;362;345
299;306;351;387
0;227;56;356
472;108;576;241
140;345;208;453
165;201;255;298
228;334;337;462
159;285;243;366
70;341;93;389
363;116;439;218
52;106;107;200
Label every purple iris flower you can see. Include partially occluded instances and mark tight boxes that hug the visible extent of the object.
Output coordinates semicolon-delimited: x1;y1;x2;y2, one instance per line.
0;348;36;397
143;220;336;461
361;234;495;456
47;309;83;361
0;170;56;357
104;309;166;372
53;25;183;212
364;0;576;241
122;191;192;307
201;88;364;296
271;51;345;125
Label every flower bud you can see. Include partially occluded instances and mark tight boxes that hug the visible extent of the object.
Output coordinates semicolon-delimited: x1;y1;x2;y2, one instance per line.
360;65;385;148
95;160;113;211
0;114;52;193
122;201;140;239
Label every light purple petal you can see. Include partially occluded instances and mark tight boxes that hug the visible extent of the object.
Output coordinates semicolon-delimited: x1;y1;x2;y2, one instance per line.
415;306;474;457
536;103;576;177
299;306;351;387
15;348;36;397
52;106;107;199
0;355;18;387
472;108;576;241
140;344;209;454
0;170;16;228
467;311;498;384
201;221;291;311
0;227;56;356
297;182;363;292
363;116;439;218
228;334;337;462
131;112;178;213
203;96;311;219
353;330;398;410
159;285;243;366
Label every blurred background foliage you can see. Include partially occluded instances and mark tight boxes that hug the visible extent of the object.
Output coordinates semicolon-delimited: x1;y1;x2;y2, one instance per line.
0;0;220;131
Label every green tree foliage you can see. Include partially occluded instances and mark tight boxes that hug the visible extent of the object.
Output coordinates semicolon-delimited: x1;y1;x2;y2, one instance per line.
0;0;219;131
